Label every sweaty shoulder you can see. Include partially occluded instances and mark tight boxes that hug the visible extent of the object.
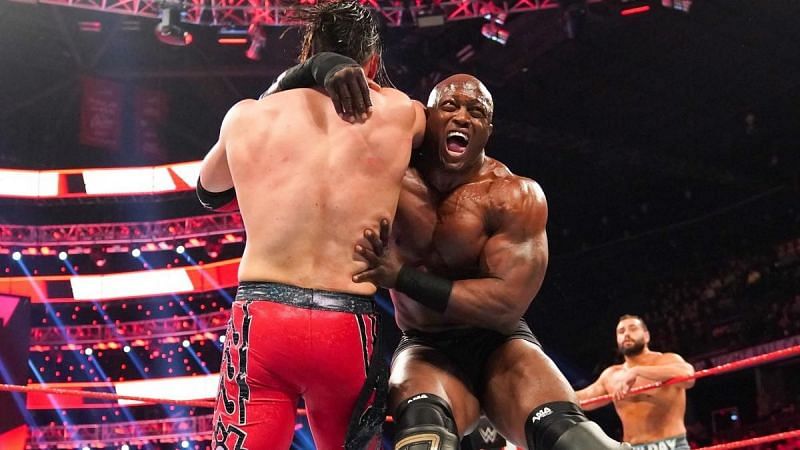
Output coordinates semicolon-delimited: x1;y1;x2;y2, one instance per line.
486;161;547;220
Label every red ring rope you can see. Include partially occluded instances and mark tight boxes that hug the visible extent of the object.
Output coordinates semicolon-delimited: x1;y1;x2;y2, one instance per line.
1;344;798;437
695;429;800;450
0;383;215;408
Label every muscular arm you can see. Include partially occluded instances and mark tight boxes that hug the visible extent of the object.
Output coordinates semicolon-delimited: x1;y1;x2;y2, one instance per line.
575;370;613;411
198;101;250;208
443;179;548;332
631;353;695;388
366;178;548;331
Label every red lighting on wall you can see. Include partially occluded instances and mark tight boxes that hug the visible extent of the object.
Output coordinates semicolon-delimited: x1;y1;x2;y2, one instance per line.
620;5;651;15
218;37;248;45
78;21;102;32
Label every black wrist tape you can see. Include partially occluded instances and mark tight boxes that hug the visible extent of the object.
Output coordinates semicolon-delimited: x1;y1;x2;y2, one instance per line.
276;52;359;92
196;178;237;211
395;266;452;313
310;53;360;87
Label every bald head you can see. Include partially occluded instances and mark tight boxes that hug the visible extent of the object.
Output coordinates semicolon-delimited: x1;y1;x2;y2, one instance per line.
427;74;494;121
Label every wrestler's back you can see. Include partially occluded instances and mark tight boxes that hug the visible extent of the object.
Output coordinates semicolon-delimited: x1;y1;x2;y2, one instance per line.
226;86;414;295
607;365;688;443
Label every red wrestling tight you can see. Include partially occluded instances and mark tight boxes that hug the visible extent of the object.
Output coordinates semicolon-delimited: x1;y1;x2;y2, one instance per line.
212;283;378;450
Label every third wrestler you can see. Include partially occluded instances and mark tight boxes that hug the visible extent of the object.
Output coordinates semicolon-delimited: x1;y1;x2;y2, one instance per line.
576;315;695;450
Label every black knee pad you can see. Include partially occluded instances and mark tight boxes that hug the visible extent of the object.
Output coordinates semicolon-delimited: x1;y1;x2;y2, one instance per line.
393;393;460;450
524;401;630;450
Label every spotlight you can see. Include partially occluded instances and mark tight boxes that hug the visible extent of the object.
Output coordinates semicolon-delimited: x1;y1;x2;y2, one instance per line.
481;23;509;45
245;23;266;61
181;440;190;448
131;248;141;258
155;4;192;47
84;348;93;356
58;251;68;261
219;335;226;343
123;345;131;353
82;446;91;450
121;445;130;450
182;339;191;348
663;0;691;12
482;12;507;25
176;245;186;254
11;251;22;261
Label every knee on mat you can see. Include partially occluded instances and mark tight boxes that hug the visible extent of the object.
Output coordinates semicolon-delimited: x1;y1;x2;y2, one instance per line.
393;393;460;450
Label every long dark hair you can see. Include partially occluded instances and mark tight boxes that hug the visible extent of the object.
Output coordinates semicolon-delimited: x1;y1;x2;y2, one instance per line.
297;0;391;85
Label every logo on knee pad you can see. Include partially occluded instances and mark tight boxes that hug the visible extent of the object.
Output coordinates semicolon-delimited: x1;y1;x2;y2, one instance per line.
409;394;429;403
396;432;441;449
530;407;553;424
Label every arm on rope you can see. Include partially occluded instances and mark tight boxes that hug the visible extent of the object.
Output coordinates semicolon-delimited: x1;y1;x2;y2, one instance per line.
629;353;695;389
575;368;613;411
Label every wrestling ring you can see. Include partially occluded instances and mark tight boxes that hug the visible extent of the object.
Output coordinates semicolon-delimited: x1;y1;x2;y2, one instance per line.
2;344;799;449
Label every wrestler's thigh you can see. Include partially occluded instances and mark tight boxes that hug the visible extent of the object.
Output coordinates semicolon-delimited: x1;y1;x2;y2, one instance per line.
481;339;576;446
389;345;481;436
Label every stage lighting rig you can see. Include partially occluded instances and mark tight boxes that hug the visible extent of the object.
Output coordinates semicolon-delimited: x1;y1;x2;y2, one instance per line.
155;1;193;46
481;22;510;45
245;23;267;61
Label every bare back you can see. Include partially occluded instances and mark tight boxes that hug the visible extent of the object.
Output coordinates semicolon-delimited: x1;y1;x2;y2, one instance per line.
603;362;688;443
224;85;420;295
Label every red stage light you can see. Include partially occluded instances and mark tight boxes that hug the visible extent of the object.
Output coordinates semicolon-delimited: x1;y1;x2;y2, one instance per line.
218;37;248;45
620;5;650;15
78;21;102;32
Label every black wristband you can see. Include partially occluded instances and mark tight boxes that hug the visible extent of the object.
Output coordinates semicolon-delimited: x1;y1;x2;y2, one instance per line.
395;265;452;313
196;177;236;211
309;52;360;87
273;52;359;93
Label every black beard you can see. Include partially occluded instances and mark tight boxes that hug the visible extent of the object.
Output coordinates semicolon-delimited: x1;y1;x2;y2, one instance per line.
619;340;646;357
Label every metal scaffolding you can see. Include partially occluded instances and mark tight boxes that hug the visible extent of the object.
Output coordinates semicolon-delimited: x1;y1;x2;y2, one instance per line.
36;0;564;27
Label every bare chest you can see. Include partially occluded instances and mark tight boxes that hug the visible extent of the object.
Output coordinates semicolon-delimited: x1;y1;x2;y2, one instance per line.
395;184;491;277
